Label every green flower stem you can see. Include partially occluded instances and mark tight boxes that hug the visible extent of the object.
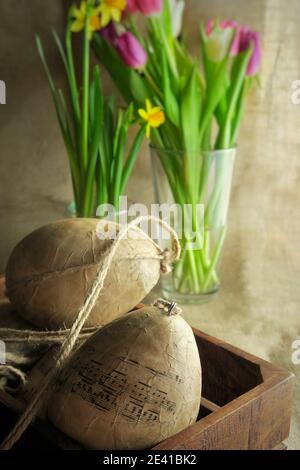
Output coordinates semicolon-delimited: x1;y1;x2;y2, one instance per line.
186;248;201;292
204;179;222;228
195;250;206;284
153;135;224;294
176;150;229;294
65;25;81;126
173;255;185;280
144;69;163;98
113;127;126;209
81;9;91;173
65;29;82;195
231;78;252;146
202;231;219;285
66;147;81;213
202;225;227;291
204;149;232;234
152;144;204;293
83;66;103;217
96;159;108;209
166;152;223;294
177;254;190;291
174;193;206;292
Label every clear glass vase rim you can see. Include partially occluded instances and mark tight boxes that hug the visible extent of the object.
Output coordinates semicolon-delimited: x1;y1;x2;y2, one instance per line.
150;144;237;157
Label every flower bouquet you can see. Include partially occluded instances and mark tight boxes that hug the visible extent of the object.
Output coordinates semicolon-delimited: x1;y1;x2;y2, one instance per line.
87;0;262;302
36;2;146;218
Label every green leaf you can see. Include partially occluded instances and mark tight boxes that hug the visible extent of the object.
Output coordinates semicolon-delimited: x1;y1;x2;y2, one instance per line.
215;93;228;128
174;41;202;93
148;17;179;84
202;55;229;135
113;125;127;206
36;35;78;176
90;66;103;166
124;102;134;127
65;27;81;124
57;89;80;194
113;109;124;158
129;70;151;104
36;35;60;101
89;77;95;135
180;65;202;199
83;65;104;216
218;47;253;148
120;126;145;194
93;34;133;104
52;30;70;78
229;65;253;146
161;49;180;126
104;95;116;166
161;0;173;41
180;65;202;153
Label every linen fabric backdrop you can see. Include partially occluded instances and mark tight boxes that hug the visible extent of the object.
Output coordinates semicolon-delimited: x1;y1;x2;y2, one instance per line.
0;0;299;449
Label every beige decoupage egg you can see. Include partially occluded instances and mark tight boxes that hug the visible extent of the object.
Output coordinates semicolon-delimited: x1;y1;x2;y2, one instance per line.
48;305;202;450
5;218;161;329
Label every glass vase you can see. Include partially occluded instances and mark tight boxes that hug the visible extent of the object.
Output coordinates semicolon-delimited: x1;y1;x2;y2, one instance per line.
151;146;236;304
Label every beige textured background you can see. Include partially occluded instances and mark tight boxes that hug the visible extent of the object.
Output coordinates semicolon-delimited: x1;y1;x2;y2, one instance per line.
0;0;299;449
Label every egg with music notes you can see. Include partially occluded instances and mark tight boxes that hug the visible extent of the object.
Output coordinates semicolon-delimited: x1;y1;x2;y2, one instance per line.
48;304;202;450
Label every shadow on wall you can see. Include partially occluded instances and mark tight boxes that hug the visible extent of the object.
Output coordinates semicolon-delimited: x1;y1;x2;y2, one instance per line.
0;0;145;272
0;0;74;271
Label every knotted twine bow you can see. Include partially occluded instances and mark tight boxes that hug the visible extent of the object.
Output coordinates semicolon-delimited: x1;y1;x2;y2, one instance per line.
0;216;181;450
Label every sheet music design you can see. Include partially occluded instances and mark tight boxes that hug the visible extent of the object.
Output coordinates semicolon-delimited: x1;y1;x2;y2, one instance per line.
57;349;183;424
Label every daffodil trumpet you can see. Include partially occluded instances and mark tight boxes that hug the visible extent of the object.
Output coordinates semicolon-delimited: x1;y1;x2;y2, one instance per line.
138;99;166;138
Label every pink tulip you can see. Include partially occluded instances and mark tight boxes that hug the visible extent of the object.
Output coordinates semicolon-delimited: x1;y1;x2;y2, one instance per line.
126;0;162;16
115;31;148;69
206;19;238;35
237;28;262;76
206;20;262;75
206;19;239;55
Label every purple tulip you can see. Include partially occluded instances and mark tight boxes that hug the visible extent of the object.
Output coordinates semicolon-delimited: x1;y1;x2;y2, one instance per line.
237;28;262;76
126;0;162;16
115;31;148;69
100;22;118;46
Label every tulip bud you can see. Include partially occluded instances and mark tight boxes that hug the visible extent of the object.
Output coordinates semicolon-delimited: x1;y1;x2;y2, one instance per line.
238;28;262;76
126;0;162;16
168;0;185;37
116;32;148;69
206;19;239;56
206;27;235;62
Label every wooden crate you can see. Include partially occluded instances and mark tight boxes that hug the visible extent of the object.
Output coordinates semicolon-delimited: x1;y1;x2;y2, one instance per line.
0;276;294;450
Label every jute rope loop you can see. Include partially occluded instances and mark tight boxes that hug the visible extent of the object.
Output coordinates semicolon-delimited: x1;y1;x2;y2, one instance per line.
0;326;100;345
0;365;27;393
0;216;180;450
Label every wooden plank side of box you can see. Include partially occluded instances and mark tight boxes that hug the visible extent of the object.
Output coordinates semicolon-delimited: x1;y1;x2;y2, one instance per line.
0;277;294;451
153;342;294;451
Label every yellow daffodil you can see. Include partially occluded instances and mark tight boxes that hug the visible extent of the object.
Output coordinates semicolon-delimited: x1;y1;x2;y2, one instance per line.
71;1;101;39
138;99;165;138
98;0;127;28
